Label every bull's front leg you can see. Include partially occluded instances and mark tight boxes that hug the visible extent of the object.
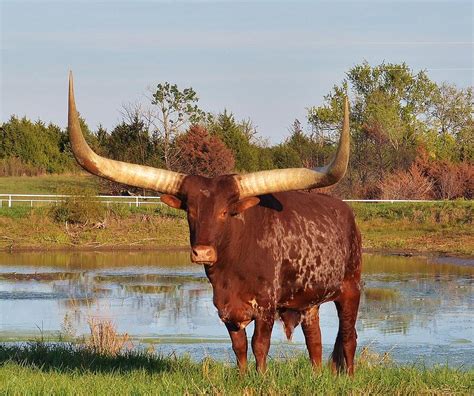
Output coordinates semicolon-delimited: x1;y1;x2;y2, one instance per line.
225;323;248;373
251;316;274;373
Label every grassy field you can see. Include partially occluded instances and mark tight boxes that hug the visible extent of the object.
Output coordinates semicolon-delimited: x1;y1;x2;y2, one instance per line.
0;343;471;395
0;174;99;194
353;201;473;257
0;176;472;256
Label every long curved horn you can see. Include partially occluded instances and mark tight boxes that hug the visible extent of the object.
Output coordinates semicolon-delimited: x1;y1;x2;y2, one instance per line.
235;98;350;198
68;72;185;195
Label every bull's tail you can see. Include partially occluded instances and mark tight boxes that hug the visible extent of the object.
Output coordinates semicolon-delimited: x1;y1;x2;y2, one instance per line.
330;334;346;373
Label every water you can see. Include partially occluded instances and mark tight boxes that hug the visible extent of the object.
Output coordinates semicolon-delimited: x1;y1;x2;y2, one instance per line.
0;251;472;366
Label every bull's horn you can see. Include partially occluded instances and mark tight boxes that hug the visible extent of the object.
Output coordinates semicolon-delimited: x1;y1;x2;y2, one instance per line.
68;71;185;195
235;97;350;198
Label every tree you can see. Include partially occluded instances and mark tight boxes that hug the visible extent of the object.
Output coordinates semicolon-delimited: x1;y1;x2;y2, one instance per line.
286;119;332;168
208;111;260;172
174;125;235;177
107;115;154;165
271;144;301;169
150;83;209;169
1;116;74;174
307;61;438;196
425;83;473;161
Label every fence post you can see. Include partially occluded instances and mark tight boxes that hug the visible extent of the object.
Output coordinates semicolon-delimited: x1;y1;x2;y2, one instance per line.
136;196;139;208
8;195;12;208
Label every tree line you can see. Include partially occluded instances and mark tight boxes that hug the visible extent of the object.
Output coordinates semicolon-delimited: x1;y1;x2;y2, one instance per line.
1;62;472;199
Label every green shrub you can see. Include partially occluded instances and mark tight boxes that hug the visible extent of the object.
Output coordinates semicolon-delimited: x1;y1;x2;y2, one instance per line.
49;186;105;224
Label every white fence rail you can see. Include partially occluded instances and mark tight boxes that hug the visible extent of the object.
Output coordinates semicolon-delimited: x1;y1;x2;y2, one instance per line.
0;194;163;208
0;194;445;209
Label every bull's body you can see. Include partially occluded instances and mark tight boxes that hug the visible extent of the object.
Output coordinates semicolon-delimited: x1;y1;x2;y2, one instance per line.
203;190;362;372
207;191;360;325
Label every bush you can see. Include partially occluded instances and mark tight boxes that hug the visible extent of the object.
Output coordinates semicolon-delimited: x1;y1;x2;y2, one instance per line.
379;164;434;200
426;161;473;200
49;186;105;224
414;150;473;199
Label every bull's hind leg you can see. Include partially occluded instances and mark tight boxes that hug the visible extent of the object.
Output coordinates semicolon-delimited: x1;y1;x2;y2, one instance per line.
301;305;322;369
226;324;248;373
332;279;360;375
252;316;274;373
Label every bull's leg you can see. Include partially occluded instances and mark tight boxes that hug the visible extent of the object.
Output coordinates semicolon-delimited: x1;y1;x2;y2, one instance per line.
332;280;360;375
301;305;322;369
251;316;274;373
226;324;248;373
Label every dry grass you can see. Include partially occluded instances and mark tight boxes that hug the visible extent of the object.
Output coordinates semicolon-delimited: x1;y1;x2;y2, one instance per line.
0;208;189;250
86;318;132;356
358;345;393;368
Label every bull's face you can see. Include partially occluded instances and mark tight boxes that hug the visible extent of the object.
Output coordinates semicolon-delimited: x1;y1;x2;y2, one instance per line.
160;175;260;265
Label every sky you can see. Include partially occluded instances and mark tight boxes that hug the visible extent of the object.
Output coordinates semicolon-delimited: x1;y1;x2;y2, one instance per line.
1;0;472;143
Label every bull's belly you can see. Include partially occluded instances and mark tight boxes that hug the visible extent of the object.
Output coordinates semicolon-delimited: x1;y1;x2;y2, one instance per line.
277;283;342;311
277;261;346;310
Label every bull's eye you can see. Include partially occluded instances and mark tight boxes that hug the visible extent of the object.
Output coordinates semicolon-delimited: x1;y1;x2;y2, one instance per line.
219;210;228;219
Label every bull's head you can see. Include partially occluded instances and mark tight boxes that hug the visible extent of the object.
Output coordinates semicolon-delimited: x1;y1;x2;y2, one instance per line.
68;72;349;265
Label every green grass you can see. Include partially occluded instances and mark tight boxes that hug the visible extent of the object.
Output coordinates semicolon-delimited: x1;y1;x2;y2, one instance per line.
350;201;473;224
0;343;471;395
350;201;473;257
0;173;99;194
0;206;33;219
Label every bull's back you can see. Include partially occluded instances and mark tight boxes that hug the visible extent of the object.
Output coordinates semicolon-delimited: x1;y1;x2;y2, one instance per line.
253;191;360;306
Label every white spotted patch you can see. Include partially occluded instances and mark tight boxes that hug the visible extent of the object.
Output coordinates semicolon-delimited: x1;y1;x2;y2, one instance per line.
249;298;258;309
257;209;348;303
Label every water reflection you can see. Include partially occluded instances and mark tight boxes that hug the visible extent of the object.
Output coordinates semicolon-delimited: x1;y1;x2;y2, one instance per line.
0;251;472;366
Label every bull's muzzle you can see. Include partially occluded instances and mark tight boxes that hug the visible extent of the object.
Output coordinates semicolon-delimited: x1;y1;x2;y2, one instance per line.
191;245;217;265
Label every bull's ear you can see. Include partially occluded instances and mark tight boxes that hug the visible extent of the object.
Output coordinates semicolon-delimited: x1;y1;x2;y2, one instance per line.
232;197;260;215
160;194;183;209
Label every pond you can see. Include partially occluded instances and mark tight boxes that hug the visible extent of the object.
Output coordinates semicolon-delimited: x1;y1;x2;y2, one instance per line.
0;251;472;367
